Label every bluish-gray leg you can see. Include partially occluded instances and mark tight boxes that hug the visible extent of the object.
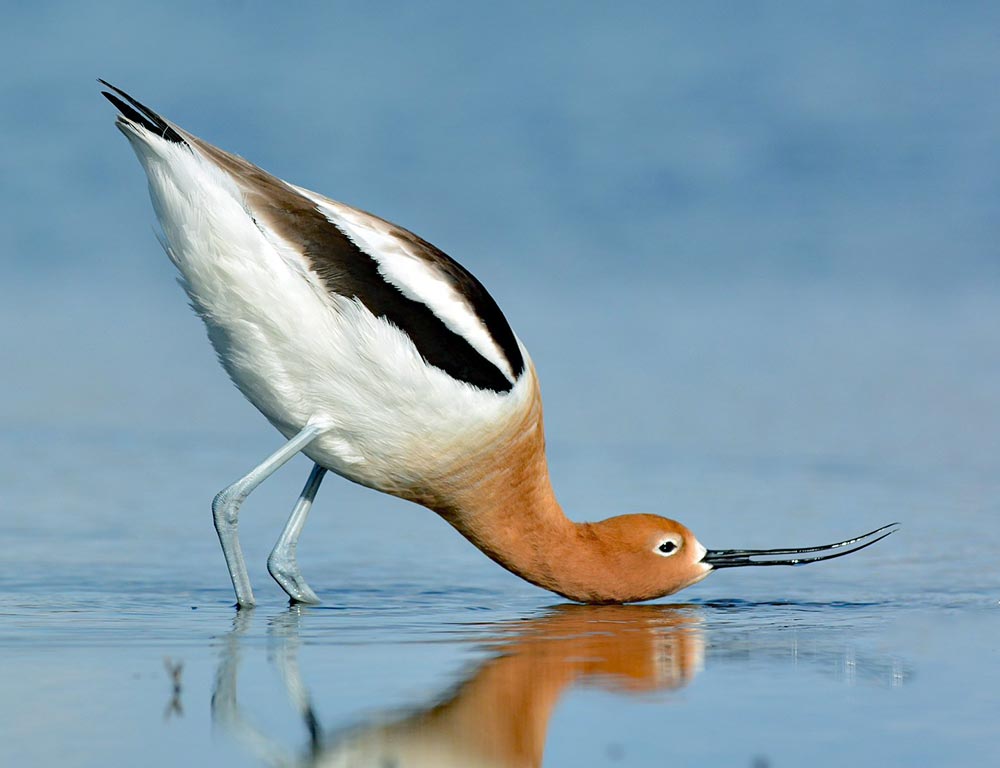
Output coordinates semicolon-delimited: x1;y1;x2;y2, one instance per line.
268;464;326;604
213;424;323;608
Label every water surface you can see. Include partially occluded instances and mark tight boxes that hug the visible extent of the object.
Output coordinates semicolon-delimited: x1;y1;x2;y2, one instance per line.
3;3;1000;765
2;416;997;766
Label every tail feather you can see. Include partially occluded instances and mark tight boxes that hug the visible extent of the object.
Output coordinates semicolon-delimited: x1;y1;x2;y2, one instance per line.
99;79;185;144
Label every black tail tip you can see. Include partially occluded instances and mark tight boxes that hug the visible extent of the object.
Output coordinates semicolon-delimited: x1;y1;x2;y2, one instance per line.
99;79;184;144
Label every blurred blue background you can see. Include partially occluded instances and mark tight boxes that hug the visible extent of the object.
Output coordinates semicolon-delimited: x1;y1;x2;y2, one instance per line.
4;1;999;453
1;3;999;766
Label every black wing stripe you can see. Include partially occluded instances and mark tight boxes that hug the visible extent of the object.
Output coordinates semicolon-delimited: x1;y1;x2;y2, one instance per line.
372;225;526;381
339;262;516;393
101;82;523;391
193;138;517;391
297;208;518;393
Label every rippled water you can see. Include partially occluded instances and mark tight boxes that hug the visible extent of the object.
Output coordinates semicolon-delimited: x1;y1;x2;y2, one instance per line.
4;4;1000;765
2;417;998;767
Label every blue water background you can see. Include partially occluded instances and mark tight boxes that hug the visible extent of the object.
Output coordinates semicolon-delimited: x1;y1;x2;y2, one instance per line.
1;3;998;766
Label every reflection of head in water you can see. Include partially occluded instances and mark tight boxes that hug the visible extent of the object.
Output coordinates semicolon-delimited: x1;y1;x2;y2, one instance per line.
478;604;705;694
214;605;705;768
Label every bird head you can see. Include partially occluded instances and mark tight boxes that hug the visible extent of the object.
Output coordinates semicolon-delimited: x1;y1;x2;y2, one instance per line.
567;516;898;604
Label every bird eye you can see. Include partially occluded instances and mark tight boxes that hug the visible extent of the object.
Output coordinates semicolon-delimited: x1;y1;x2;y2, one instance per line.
656;539;680;556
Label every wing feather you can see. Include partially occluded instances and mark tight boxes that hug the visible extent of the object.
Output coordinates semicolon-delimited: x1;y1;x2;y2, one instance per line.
101;81;525;393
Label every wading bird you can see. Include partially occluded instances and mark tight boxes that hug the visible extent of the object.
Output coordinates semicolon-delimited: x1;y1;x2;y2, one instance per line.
102;82;897;607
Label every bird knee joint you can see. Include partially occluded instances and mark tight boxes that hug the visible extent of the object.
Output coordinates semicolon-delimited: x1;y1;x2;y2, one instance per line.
267;549;292;577
212;488;241;528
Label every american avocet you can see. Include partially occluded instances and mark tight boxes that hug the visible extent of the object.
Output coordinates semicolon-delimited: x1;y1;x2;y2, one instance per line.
101;82;897;606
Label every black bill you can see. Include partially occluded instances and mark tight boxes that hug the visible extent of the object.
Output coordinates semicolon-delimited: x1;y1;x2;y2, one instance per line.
702;523;899;568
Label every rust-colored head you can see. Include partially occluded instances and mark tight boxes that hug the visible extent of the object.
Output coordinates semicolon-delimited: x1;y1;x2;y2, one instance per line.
556;517;900;605
558;515;712;604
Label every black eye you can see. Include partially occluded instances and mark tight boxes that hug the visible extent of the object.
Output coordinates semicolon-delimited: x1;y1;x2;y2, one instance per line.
659;541;678;554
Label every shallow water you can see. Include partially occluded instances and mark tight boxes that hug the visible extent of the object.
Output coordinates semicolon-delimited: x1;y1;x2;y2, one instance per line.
2;415;998;767
3;289;1000;767
4;3;1000;764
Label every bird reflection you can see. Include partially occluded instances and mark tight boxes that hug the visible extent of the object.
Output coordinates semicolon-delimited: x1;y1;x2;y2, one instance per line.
212;605;704;768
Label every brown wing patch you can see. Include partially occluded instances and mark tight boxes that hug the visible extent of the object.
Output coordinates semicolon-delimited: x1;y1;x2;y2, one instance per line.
186;136;522;392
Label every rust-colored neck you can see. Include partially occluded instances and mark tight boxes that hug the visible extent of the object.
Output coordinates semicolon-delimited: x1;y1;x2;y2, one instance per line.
416;379;618;603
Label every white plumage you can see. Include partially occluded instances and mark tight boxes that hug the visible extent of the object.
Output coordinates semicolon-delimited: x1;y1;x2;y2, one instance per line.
117;100;533;495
